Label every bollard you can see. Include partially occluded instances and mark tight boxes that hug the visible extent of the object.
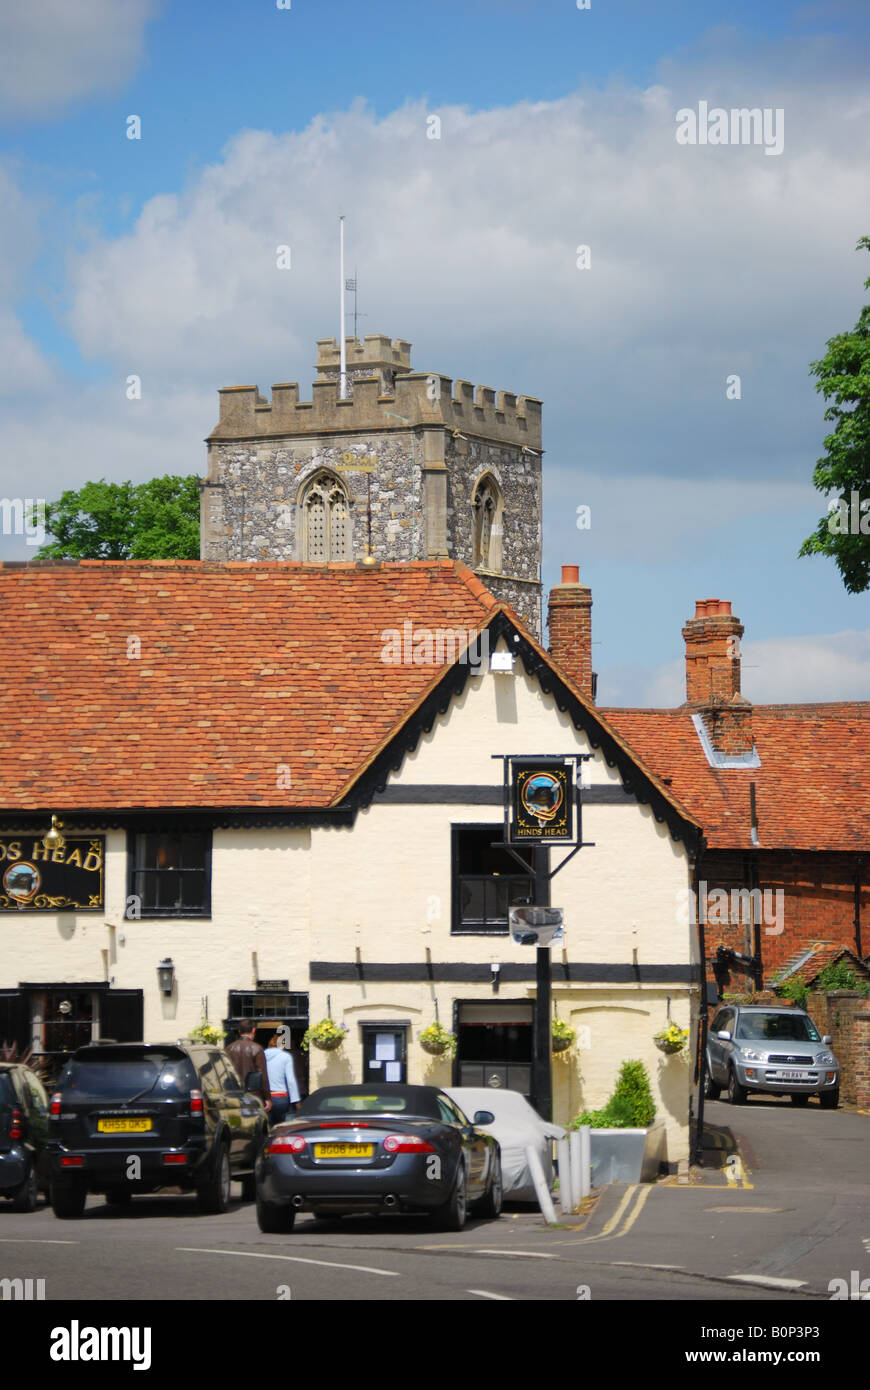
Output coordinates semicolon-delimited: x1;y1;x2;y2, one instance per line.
525;1144;557;1224
557;1136;573;1218
572;1124;591;1200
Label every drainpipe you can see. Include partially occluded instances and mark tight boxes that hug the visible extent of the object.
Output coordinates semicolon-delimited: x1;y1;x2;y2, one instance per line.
693;852;708;1167
856;855;864;960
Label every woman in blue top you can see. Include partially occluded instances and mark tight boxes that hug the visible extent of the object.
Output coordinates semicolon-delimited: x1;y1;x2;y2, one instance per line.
264;1033;301;1125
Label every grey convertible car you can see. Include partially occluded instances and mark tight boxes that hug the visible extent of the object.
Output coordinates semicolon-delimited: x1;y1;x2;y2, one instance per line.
255;1083;502;1232
704;1004;840;1107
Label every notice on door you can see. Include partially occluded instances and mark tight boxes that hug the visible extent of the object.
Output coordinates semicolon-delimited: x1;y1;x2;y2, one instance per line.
375;1033;397;1062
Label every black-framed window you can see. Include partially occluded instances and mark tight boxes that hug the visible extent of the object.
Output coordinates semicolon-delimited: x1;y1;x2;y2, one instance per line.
128;831;212;918
451;824;535;934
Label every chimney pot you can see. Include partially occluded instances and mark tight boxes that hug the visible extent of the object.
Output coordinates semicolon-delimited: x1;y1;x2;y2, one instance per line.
682;598;752;754
561;564;580;585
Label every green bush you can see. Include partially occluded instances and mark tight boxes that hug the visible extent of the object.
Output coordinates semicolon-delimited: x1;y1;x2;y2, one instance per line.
777;976;809;1008
815;961;870;997
567;1059;656;1130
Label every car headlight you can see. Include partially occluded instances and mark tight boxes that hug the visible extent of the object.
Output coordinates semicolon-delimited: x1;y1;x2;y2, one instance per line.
816;1052;835;1066
739;1049;766;1063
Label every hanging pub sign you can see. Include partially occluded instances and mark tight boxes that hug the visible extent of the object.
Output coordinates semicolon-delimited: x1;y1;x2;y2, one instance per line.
511;760;574;843
0;837;104;912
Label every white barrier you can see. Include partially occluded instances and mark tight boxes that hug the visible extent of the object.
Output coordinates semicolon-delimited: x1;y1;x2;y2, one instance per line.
525;1144;557;1224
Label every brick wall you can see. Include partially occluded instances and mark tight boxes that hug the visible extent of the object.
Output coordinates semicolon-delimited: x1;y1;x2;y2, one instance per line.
806;990;870;1109
698;850;869;986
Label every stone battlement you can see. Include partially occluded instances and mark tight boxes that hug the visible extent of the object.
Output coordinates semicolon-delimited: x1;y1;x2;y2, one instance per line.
209;337;542;449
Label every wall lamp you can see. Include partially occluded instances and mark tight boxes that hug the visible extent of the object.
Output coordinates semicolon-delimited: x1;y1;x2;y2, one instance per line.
42;814;66;853
157;958;175;996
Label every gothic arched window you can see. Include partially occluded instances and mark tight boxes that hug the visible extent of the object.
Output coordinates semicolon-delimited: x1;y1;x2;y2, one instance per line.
300;471;352;561
472;476;502;571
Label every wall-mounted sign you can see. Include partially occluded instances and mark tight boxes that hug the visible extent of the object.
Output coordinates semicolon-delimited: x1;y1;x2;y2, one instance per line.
0;837;104;912
511;761;574;842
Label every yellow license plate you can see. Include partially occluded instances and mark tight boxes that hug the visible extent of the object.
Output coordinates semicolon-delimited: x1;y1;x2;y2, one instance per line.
97;1118;152;1133
313;1143;374;1158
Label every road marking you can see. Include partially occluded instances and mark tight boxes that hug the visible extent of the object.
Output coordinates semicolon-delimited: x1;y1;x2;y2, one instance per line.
579;1184;653;1243
0;1238;79;1245
472;1249;557;1259
728;1274;807;1290
704;1206;786;1214
176;1246;399;1277
608;1261;684;1271
468;1288;515;1300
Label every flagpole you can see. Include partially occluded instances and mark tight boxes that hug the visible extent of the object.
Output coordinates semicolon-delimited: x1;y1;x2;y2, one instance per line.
339;215;347;400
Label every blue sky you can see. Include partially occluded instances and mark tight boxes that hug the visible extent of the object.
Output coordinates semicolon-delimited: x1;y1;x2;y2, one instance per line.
1;0;869;703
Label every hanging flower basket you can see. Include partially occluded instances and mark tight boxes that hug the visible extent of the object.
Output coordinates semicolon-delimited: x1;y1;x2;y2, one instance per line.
552;1020;576;1054
419;1023;457;1057
302;1020;348;1053
653;1022;689;1055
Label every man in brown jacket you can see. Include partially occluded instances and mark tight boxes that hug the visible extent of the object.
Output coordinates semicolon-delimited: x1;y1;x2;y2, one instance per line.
226;1022;272;1112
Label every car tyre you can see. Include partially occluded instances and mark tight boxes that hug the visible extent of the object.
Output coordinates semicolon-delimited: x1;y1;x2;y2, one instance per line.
104;1187;132;1206
434;1160;467;1232
50;1182;86;1220
727;1068;747;1105
790;1093;811;1106
474;1153;503;1220
703;1066;721;1101
256;1190;296;1233
819;1088;839;1110
196;1143;231;1215
10;1163;39;1213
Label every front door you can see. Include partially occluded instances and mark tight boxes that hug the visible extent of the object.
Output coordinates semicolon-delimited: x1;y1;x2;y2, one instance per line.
361;1026;407;1084
455;1002;533;1098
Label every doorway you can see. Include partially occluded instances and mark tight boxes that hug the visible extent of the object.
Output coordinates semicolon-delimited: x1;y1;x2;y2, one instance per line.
455;1001;533;1098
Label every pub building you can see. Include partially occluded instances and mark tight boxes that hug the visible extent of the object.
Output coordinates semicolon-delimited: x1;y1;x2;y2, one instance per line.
0;556;701;1166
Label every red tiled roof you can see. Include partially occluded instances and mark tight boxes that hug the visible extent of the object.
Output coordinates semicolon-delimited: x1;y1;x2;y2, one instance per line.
0;559;502;811
771;945;870;988
602;705;870;852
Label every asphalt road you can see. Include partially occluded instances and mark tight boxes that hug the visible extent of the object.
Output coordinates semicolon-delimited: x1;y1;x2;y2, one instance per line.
0;1095;866;1305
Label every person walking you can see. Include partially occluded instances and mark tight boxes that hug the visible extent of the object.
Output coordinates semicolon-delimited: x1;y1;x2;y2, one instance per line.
226;1021;272;1113
264;1033;301;1125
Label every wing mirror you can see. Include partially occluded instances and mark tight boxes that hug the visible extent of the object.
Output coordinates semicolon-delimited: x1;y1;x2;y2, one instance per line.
472;1110;495;1125
822;1035;833;1046
717;1030;732;1041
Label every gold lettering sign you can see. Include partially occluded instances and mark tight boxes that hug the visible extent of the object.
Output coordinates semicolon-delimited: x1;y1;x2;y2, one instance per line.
0;837;104;912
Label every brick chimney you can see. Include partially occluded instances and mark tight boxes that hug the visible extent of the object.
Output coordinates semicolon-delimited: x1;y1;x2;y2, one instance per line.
547;565;595;701
682;599;753;755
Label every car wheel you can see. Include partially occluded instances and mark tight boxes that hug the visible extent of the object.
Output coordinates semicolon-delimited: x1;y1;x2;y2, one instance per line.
434;1160;467;1232
703;1066;721;1101
474;1153;503;1220
727;1068;747;1105
819;1088;839;1110
790;1093;811;1107
256;1190;296;1233
50;1182;86;1220
10;1163;38;1213
104;1187;132;1206
196;1144;231;1215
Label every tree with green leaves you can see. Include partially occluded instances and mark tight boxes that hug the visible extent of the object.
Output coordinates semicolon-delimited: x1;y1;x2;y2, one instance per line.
799;236;870;592
32;475;200;560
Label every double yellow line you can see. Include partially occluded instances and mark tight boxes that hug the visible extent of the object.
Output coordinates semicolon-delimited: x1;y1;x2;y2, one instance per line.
577;1184;652;1243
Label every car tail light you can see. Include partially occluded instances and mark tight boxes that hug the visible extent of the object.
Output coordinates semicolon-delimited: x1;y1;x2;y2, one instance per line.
61;1156;84;1167
317;1121;370;1128
9;1109;23;1139
189;1090;203;1115
382;1134;436;1154
162;1153;188;1165
50;1093;62;1117
267;1135;307;1155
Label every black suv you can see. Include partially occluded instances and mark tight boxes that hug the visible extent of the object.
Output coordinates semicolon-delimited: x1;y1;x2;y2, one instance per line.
0;1062;50;1212
47;1042;268;1219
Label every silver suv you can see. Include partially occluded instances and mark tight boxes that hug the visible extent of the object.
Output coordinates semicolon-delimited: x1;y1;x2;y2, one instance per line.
704;1005;840;1108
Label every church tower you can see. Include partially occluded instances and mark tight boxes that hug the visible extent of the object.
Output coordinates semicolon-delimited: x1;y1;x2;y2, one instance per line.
200;334;543;634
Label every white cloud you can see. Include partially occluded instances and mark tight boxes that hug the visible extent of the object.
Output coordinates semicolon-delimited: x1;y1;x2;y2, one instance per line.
0;0;157;120
639;631;870;707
